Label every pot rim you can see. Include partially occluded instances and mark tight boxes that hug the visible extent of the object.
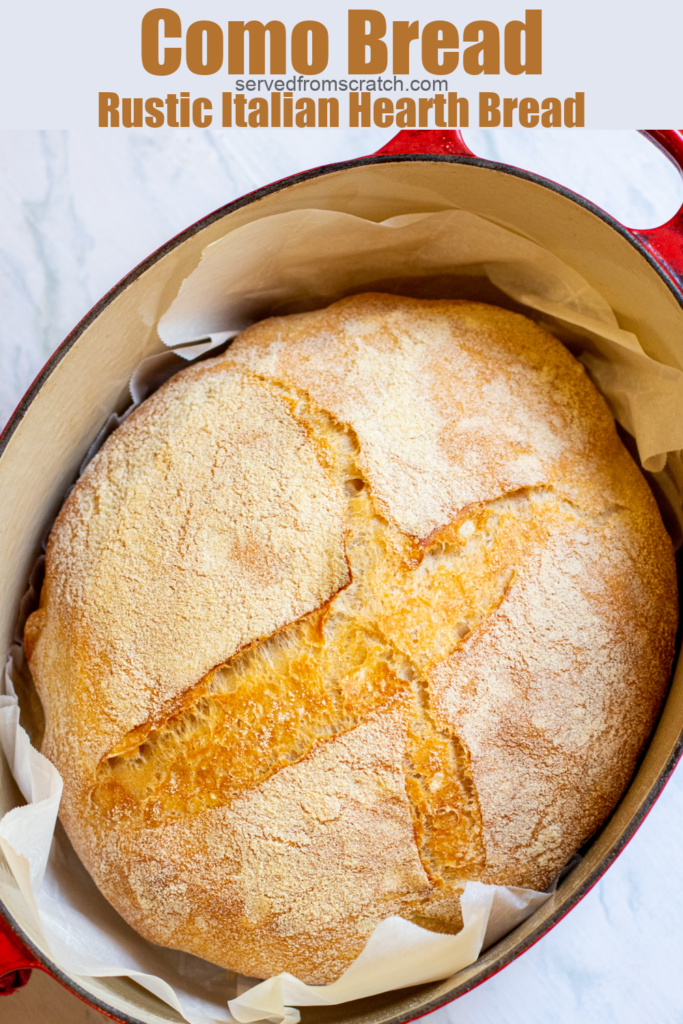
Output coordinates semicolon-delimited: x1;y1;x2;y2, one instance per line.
1;148;682;1024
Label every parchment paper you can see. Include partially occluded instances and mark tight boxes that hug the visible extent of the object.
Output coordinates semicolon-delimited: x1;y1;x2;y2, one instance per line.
2;203;680;1024
158;207;683;537
0;654;551;1024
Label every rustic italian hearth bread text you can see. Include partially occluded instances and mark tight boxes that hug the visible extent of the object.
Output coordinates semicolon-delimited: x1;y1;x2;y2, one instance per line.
25;294;678;984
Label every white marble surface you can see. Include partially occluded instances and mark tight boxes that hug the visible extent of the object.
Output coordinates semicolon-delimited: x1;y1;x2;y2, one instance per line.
1;129;683;1024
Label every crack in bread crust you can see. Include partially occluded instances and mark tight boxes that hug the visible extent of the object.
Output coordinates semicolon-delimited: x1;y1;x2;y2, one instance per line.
92;377;616;893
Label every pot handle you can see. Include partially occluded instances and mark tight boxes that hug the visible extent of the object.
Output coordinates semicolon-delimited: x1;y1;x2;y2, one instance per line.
631;131;683;289
0;914;40;995
375;128;683;289
374;128;475;157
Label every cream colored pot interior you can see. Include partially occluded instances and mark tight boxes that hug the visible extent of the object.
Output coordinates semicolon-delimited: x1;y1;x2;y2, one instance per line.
1;159;682;1024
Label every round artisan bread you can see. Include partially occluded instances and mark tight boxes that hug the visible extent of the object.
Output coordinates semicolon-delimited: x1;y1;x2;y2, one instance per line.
25;294;678;984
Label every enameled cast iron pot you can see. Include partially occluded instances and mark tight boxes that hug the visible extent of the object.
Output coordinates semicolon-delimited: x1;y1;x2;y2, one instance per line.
1;128;683;1022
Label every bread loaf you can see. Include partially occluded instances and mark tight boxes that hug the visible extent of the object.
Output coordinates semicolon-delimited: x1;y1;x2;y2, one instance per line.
25;294;677;984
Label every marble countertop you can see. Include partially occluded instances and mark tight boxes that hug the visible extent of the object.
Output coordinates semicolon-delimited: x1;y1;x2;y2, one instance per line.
1;128;682;1024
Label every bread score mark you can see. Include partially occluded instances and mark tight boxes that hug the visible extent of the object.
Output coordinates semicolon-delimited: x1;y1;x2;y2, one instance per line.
91;379;614;891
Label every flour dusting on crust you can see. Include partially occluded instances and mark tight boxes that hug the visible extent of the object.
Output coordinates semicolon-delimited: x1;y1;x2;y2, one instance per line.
25;295;678;984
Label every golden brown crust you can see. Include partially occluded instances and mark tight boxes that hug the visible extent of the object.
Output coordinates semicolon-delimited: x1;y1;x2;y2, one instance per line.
26;368;350;777
429;499;677;889
25;295;678;984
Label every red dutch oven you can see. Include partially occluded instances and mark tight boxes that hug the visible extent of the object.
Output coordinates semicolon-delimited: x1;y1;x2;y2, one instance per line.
1;128;682;1022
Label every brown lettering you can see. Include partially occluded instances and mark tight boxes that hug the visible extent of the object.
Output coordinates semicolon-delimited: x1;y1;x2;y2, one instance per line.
447;92;469;127
541;96;561;126
349;91;371;126
318;97;339;126
374;96;394;126
180;91;190;127
432;93;447;127
291;21;328;74
418;96;435;127
248;97;269;126
393;21;419;74
186;21;223;75
165;93;179;127
519;96;539;126
99;92;120;127
479;91;501;126
564;92;585;127
228;21;286;74
463;21;500;75
422;21;459;75
283;92;294;127
141;9;182;76
271;91;281;127
505;10;542;74
295;96;316;126
503;96;518;126
122;98;143;127
222;91;232;126
396;97;416;127
234;93;248;126
145;97;164;127
192;98;212;126
348;10;387;73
